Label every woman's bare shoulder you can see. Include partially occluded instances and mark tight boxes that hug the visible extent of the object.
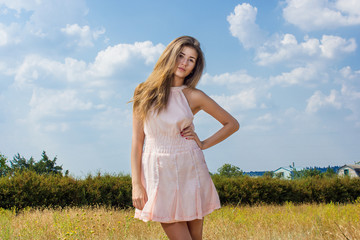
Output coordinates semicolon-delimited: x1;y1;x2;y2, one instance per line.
183;86;207;100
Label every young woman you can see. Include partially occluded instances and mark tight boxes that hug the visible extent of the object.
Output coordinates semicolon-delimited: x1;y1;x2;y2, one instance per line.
130;36;239;240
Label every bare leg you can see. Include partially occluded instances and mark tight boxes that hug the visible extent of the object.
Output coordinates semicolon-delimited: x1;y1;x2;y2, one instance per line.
187;218;204;240
161;221;192;240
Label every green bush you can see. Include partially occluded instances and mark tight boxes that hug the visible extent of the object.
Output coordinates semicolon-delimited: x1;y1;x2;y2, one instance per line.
212;175;360;205
0;171;359;209
0;171;131;209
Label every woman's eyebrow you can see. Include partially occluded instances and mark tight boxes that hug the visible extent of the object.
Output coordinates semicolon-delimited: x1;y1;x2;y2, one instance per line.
180;51;196;59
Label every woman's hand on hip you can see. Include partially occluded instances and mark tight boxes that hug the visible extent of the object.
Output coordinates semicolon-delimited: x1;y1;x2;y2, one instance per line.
180;125;204;150
132;183;148;210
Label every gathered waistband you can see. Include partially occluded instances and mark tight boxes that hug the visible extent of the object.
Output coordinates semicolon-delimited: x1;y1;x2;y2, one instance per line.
143;136;199;153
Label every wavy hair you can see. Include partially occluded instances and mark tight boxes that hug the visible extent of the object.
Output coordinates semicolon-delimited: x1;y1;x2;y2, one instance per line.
130;36;205;121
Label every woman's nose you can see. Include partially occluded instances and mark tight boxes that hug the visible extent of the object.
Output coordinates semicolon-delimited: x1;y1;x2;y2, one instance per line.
180;57;188;65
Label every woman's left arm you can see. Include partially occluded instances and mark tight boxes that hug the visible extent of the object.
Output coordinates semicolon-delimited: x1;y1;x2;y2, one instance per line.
181;89;239;150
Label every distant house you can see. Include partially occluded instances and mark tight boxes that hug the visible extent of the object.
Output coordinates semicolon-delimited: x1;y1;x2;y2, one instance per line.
273;167;293;180
337;165;360;178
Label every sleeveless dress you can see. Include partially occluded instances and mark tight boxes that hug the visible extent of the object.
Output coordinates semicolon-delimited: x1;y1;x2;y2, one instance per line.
134;85;221;223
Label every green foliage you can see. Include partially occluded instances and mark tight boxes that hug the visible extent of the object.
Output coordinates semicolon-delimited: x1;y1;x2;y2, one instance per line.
10;153;36;172
0;153;10;177
3;151;65;176
323;167;337;178
274;172;285;179
0;171;132;209
263;171;274;178
212;175;360;205
33;151;63;175
292;167;322;179
217;163;243;177
0;170;359;210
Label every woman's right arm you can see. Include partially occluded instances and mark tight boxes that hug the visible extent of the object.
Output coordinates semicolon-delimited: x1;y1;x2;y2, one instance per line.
131;112;148;210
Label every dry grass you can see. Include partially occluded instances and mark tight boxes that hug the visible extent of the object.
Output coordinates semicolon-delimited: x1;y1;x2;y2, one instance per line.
0;202;359;240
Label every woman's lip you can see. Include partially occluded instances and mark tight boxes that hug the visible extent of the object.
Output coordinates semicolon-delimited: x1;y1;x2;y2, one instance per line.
178;67;185;71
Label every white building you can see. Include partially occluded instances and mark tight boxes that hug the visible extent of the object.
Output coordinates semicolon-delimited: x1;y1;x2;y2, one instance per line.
273;167;292;180
337;165;360;178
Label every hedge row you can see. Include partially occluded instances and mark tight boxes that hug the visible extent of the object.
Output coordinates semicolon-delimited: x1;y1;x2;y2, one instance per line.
0;171;359;209
212;175;360;205
0;171;132;209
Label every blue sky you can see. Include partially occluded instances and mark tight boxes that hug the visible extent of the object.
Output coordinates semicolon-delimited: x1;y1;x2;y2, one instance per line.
0;0;359;176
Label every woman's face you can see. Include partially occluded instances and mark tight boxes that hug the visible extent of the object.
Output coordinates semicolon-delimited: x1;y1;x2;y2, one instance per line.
174;46;198;81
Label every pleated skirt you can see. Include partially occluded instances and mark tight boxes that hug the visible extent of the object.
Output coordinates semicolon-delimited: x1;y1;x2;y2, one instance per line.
134;138;221;223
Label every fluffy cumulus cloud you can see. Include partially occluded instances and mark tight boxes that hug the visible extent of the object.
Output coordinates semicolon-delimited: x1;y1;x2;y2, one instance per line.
201;71;257;86
29;88;93;120
0;23;21;47
269;65;327;86
256;34;356;65
211;88;257;111
338;66;360;125
283;0;360;31
0;0;88;41
227;3;265;49
14;41;164;89
303;66;360;127
2;39;164;139
89;41;165;77
61;24;105;47
0;0;39;12
0;24;8;46
306;90;341;113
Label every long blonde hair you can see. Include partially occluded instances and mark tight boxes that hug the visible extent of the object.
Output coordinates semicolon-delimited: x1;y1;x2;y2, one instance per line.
131;36;205;121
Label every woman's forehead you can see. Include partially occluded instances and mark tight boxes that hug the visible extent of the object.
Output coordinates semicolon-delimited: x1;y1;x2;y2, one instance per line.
180;46;198;58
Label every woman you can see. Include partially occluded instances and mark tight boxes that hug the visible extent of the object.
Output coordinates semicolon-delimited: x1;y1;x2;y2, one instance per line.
130;36;239;240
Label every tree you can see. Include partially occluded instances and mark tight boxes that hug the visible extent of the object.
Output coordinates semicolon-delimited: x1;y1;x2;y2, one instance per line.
292;167;322;179
217;163;243;177
10;153;36;172
323;167;337;178
0;153;10;177
263;171;274;178
34;151;63;175
9;151;64;175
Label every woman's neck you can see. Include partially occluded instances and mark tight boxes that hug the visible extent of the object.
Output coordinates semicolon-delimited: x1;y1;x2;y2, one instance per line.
172;77;184;87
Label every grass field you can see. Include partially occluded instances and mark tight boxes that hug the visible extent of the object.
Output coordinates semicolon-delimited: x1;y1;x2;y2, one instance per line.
0;203;359;240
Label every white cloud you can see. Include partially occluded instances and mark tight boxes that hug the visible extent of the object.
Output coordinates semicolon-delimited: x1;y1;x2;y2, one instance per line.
6;40;165;138
283;0;360;31
269;65;325;86
0;0;39;13
338;66;360;125
256;113;275;123
256;34;356;65
14;41;165;88
242;113;284;132
0;0;88;41
29;88;93;120
211;88;257;111
61;24;105;47
89;41;165;77
201;71;257;86
336;0;360;16
306;90;341;113
339;66;360;80
227;3;265;49
320;35;357;58
0;22;21;47
0;25;8;46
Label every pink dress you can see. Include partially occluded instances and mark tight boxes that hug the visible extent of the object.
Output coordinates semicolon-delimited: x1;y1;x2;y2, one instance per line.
134;85;221;223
